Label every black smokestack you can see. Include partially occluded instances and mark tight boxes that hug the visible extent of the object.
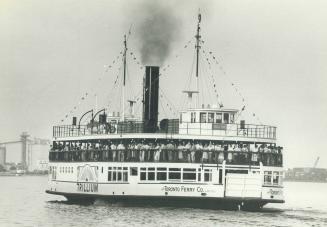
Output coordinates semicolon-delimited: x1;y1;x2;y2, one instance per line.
143;66;159;133
134;1;181;65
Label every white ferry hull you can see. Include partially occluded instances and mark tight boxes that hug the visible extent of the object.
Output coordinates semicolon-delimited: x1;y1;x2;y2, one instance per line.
46;161;284;210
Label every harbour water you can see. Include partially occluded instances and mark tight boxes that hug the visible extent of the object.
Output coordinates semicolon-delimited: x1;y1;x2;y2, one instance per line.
0;176;326;227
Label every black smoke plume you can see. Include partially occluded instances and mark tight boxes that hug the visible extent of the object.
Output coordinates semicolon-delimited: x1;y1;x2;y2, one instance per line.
134;1;181;65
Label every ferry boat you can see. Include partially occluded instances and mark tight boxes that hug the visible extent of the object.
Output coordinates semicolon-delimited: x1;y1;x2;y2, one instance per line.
46;13;284;210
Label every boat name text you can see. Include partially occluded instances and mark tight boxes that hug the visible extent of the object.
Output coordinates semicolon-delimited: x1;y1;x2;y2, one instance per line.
77;182;98;193
161;186;204;193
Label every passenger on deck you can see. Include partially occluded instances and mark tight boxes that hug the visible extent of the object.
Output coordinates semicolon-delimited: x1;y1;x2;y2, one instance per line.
202;143;209;163
241;144;248;152
208;142;214;162
251;144;258;162
110;143;117;161
227;150;233;163
185;142;192;162
190;143;196;163
160;143;167;161
154;143;161;162
140;142;150;162
166;142;174;161
195;143;203;162
259;145;264;153
234;144;241;152
118;142;125;160
263;145;269;153
177;142;184;162
135;142;142;161
218;151;224;164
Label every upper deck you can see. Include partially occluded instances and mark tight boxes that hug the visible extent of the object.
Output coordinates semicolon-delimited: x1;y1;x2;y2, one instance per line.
53;120;276;143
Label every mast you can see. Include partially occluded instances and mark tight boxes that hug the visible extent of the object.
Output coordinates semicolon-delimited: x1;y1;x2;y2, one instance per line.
195;12;201;107
122;34;127;121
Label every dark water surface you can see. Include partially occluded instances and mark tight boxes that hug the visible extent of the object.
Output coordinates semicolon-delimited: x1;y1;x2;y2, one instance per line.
0;176;326;227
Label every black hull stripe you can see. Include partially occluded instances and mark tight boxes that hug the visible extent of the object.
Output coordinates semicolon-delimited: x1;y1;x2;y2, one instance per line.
45;190;284;204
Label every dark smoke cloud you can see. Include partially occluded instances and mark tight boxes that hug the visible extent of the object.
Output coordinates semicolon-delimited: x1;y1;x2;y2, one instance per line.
134;1;181;65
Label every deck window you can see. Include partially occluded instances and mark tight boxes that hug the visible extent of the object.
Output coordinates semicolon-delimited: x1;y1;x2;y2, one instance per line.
157;167;167;181
200;112;207;123
230;114;235;123
183;168;196;181
223;113;229;124
140;167;146;181
273;172;279;185
130;167;138;176
117;167;122;181
169;168;181;181
264;171;272;185
113;167;117;181
204;169;212;182
108;166;128;182
208;113;214;123
198;168;202;182
148;167;155;181
123;167;128;181
216;113;222;123
191;112;196;123
273;171;283;186
140;167;155;181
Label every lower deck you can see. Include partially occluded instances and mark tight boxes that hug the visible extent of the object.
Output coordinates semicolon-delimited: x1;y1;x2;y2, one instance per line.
47;161;284;209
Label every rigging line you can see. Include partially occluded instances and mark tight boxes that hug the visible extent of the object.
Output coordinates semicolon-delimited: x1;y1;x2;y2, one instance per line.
186;50;197;90
132;96;144;118
108;71;123;112
159;91;168;119
213;66;262;124
202;46;244;100
202;50;223;106
161;90;177;117
125;64;135;100
106;66;122;103
202;46;247;105
159;87;178;114
128;49;145;71
161;39;193;71
126;24;133;42
200;56;215;106
58;52;123;123
178;47;197;110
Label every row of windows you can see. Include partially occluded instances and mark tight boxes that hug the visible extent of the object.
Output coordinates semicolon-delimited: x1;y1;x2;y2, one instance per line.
59;166;74;174
108;167;128;182
106;166;214;183
187;112;234;124
264;171;283;186
49;166;74;174
50;165;280;186
139;167;213;182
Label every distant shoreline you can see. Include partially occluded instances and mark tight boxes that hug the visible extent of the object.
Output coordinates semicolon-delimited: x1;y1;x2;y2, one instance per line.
0;172;47;177
284;179;327;183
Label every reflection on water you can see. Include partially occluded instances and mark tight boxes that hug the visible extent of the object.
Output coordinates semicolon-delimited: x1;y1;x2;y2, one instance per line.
0;176;326;227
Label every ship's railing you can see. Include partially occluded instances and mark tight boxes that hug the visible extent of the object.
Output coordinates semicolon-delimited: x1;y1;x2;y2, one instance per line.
49;149;283;167
179;122;276;139
53;121;276;140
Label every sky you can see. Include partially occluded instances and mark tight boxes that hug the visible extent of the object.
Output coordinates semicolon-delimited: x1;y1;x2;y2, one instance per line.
0;0;326;168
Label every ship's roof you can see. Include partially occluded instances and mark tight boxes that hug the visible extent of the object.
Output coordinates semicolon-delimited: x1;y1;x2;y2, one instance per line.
181;108;239;113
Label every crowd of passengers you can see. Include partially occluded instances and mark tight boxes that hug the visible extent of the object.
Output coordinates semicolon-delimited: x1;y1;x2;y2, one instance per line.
50;140;283;165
